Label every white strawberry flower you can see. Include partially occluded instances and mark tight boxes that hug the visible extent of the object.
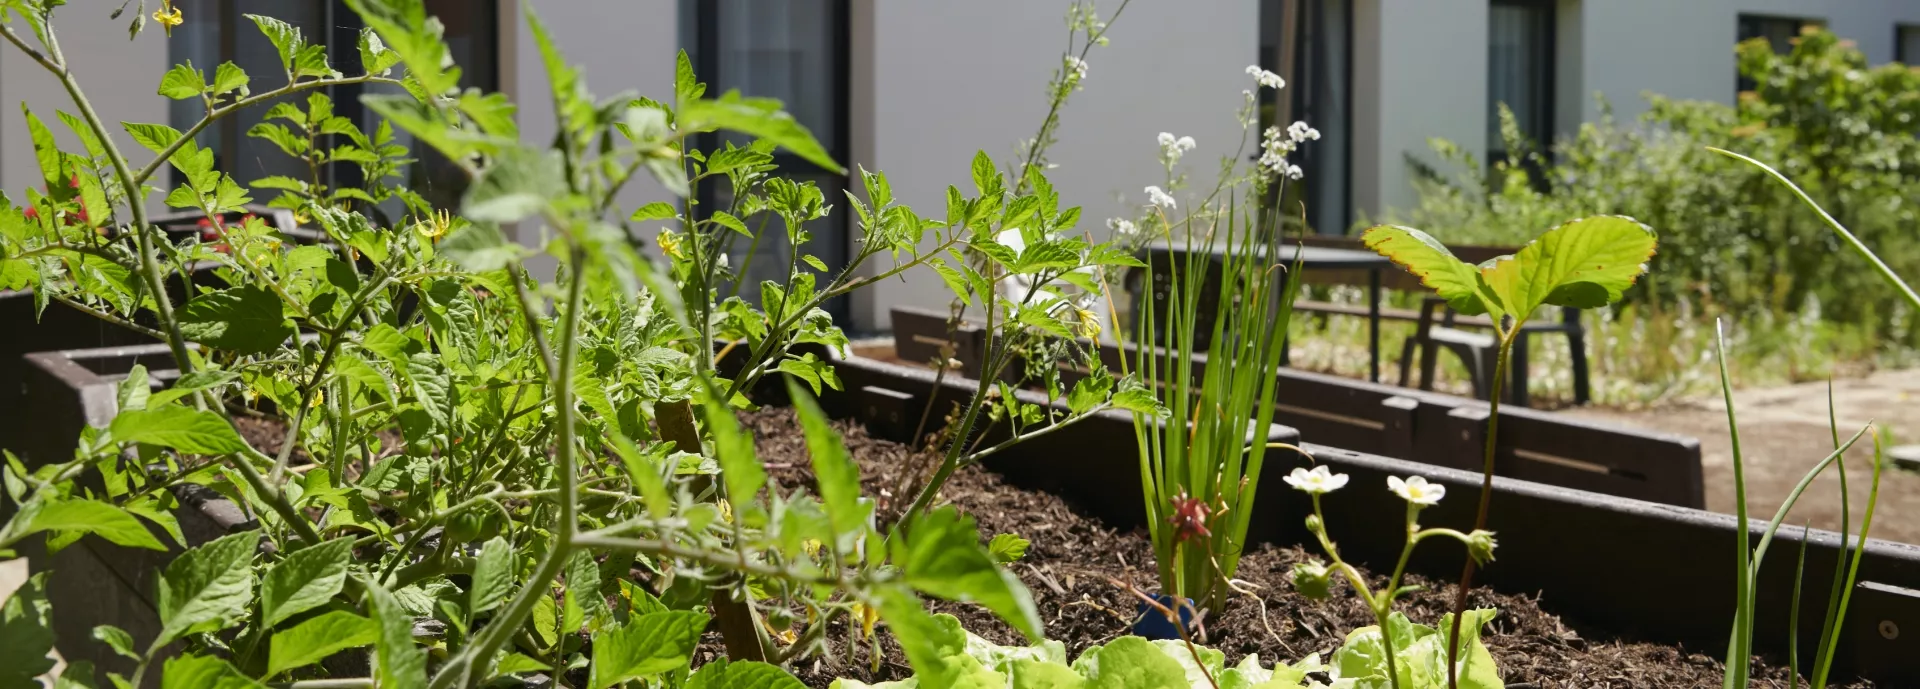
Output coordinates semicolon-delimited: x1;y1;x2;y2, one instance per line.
1245;65;1285;90
1388;475;1446;506
1284;466;1349;495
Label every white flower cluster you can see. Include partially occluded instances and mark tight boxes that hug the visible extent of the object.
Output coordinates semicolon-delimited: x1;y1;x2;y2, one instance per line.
1245;64;1285;90
1258;119;1320;180
1156;131;1197;163
1107;217;1138;237
1144;186;1176;210
1064;55;1089;81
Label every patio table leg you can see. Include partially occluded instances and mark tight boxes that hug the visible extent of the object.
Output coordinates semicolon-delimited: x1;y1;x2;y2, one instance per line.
1368;268;1381;382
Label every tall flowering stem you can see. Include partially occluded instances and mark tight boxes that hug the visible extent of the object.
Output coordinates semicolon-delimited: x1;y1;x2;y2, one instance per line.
1288;464;1495;689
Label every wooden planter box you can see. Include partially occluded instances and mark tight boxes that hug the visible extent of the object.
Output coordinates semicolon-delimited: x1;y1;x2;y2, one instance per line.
0;207;324;463
889;306;1706;509
789;350;1920;685
16;343;538;687
15;343;254;683
21;338;1914;685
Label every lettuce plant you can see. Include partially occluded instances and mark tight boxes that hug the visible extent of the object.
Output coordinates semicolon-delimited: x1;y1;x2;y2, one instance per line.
829;611;1330;689
1358;216;1654;684
825;609;1505;689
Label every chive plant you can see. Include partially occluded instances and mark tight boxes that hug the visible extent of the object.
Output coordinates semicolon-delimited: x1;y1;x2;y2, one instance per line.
1130;195;1297;614
1709;149;1896;689
1120;65;1318;616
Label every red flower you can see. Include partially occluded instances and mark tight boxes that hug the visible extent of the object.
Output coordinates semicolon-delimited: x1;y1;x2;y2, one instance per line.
1168;492;1212;543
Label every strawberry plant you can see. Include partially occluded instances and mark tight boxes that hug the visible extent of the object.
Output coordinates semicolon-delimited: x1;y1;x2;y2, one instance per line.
1359;216;1654;686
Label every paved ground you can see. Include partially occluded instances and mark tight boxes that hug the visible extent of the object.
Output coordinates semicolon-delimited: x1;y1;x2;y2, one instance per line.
1566;368;1920;545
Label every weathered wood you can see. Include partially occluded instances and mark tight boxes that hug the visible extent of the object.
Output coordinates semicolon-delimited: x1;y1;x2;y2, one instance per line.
657;399;771;664
887;307;1700;508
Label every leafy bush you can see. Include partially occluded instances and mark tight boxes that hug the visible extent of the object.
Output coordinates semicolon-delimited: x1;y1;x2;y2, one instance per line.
1390;27;1920;331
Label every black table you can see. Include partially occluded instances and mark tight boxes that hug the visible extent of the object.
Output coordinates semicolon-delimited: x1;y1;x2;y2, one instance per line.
1133;242;1393;382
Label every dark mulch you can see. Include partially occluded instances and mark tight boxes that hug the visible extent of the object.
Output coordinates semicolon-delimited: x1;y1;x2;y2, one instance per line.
733;406;1869;689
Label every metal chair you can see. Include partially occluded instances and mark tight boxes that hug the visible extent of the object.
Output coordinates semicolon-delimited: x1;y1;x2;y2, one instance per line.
1397;296;1592;407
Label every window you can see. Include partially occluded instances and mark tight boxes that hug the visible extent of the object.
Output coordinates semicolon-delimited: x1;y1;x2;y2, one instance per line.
167;1;498;212
1486;0;1553;165
682;0;852;320
1898;25;1920;64
1257;0;1352;235
1737;14;1820;91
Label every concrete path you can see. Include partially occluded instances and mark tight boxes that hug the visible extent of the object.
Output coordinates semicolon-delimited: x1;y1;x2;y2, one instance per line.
1567;368;1920;545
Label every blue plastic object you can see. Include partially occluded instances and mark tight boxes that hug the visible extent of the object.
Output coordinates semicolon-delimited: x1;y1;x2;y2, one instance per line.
1131;593;1194;640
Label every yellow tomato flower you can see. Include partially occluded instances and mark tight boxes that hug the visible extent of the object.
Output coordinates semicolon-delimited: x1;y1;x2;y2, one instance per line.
415;209;453;244
153;3;184;36
1074;307;1102;338
656;229;684;260
853;601;879;639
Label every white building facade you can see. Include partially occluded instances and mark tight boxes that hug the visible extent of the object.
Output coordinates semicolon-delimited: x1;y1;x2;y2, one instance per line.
5;0;1920;332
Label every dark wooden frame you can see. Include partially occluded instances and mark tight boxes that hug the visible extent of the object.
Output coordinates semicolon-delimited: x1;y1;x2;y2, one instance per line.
788;348;1916;684
890;305;1702;508
14;344;254;680
15;335;1914;684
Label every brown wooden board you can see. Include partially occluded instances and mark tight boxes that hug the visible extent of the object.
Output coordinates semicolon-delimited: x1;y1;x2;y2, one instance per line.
15;344;252;680
889;306;1702;508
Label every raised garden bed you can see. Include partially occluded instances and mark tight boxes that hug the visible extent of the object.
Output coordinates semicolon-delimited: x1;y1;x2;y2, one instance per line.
741;404;1870;687
790;351;1918;686
13;343;254;680
0;206;325;464
21;336;1917;686
889;304;1706;509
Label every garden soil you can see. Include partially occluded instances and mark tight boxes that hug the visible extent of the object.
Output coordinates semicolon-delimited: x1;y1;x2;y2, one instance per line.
736;407;1867;688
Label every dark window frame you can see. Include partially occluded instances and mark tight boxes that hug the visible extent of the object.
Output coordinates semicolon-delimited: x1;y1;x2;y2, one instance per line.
164;0;499;213
1257;0;1354;235
1897;24;1920;64
1737;13;1822;91
682;0;854;322
1486;0;1555;167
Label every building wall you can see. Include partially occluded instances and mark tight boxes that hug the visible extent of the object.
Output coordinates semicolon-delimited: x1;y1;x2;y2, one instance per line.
505;0;679;253
1350;0;1920;225
854;0;1260;330
0;8;170;205
1351;0;1488;221
1570;0;1920;125
16;1;1920;333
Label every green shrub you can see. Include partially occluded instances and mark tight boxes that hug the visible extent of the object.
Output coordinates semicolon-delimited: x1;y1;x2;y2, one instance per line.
1391;27;1920;331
